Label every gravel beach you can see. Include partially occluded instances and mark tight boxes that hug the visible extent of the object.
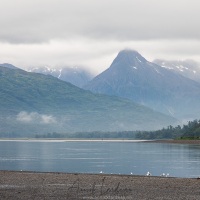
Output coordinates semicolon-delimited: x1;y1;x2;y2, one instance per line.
0;171;200;200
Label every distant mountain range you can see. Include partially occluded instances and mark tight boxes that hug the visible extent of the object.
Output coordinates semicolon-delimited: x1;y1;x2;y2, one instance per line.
84;50;200;120
1;50;200;136
26;66;93;88
0;65;175;136
153;59;200;83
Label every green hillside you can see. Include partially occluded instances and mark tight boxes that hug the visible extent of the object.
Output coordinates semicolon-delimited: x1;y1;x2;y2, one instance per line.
0;66;177;137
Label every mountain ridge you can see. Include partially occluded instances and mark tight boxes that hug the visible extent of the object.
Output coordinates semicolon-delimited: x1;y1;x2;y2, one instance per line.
84;50;200;120
153;59;200;83
26;66;93;87
0;66;176;136
0;63;19;70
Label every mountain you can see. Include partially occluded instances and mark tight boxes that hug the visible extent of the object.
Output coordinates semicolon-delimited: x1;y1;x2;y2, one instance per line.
153;59;200;83
0;66;176;136
84;50;200;120
26;66;93;87
0;63;19;70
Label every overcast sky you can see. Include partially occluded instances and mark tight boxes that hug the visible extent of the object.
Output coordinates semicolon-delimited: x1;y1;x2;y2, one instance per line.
0;0;200;74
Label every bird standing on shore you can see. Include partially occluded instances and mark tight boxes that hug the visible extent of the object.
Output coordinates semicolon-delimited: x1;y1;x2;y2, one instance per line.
146;171;152;176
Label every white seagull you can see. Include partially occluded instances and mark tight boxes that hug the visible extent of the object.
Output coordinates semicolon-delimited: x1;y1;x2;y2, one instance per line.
146;171;152;176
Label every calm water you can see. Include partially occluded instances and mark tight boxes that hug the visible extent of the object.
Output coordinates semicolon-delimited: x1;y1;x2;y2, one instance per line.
0;140;200;178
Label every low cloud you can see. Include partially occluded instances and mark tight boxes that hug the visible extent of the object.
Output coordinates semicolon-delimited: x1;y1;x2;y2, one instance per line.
16;111;57;124
2;39;200;75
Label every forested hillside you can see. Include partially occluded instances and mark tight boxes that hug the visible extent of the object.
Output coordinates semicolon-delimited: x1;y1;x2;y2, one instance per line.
135;119;200;139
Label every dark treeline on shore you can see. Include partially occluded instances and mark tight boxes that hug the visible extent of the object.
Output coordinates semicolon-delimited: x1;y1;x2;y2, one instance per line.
35;131;138;139
135;119;200;139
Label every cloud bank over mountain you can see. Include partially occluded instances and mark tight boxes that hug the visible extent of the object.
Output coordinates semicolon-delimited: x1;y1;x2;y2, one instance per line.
1;0;200;43
0;0;200;73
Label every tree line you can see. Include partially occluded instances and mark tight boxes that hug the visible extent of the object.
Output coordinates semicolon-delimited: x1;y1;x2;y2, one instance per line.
35;119;200;140
135;119;200;139
35;131;138;139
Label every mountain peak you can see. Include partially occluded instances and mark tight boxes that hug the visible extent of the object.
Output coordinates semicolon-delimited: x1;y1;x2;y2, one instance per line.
85;49;200;119
119;49;140;56
111;49;147;68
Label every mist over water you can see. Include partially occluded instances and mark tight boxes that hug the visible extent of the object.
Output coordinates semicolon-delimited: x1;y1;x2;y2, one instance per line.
0;140;200;178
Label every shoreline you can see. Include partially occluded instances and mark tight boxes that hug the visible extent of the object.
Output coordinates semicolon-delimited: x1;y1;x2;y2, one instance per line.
0;138;200;144
0;138;149;142
146;139;200;144
0;170;200;199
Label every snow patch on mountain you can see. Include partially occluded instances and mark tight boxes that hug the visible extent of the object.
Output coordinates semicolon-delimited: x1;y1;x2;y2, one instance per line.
58;69;62;78
131;66;137;70
136;57;142;63
154;68;161;74
26;66;94;87
154;59;200;83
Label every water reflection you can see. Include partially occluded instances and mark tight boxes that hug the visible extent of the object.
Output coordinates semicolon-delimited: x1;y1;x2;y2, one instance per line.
0;141;200;178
